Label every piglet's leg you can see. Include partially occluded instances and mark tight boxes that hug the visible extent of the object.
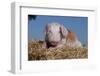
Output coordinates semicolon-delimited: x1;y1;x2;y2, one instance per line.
42;42;47;49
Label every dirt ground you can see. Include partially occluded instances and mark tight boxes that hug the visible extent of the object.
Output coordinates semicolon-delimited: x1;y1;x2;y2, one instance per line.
28;41;88;60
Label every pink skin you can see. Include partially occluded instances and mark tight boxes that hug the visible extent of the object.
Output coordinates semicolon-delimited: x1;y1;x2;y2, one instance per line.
44;23;68;49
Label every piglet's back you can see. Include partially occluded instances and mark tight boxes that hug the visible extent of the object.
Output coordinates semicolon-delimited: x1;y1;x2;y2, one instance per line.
66;31;77;42
66;30;82;48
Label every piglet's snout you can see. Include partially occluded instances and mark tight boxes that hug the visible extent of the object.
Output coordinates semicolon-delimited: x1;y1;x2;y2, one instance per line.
50;41;59;46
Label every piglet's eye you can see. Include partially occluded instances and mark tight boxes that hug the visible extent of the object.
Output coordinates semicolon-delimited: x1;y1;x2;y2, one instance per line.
48;30;52;33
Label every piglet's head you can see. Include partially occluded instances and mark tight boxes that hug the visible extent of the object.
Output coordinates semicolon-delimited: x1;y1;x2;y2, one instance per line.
44;22;68;46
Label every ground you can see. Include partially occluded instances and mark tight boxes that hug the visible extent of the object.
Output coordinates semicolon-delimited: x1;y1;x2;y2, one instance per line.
28;41;88;60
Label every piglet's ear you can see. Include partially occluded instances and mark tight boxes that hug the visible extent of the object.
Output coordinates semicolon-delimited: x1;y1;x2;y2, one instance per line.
60;25;68;38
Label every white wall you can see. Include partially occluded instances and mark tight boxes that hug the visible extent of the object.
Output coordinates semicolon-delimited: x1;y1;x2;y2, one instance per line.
0;0;100;76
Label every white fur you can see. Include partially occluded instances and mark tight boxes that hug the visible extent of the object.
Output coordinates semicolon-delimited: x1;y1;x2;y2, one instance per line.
66;39;82;48
45;22;82;48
